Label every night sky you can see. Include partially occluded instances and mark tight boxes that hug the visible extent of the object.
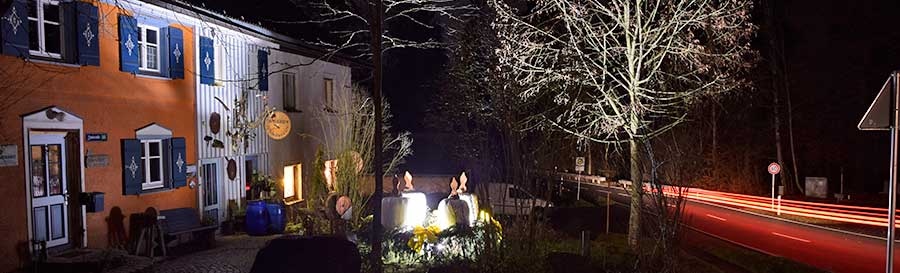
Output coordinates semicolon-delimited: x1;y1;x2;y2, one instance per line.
190;0;900;192
777;0;900;193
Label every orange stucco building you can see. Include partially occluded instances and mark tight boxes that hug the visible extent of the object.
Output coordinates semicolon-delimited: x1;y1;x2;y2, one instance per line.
0;1;197;271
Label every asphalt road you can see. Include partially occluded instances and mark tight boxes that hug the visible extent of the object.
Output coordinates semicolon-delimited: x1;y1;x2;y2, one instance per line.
563;180;899;273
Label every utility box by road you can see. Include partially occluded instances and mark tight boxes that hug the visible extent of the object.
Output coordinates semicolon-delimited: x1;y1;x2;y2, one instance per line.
805;177;828;198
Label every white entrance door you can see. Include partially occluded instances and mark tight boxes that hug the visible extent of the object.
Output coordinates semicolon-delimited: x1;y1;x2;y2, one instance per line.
200;159;224;225
29;134;69;248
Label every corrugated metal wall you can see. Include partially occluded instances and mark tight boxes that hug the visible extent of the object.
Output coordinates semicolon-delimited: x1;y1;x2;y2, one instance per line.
195;25;273;203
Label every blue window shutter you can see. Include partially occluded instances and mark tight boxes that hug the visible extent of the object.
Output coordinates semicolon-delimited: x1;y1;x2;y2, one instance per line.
118;14;139;73
62;2;77;62
169;137;187;188
1;0;28;57
158;27;169;78
121;139;143;195
168;27;184;79
199;36;214;85
76;2;99;66
258;49;268;91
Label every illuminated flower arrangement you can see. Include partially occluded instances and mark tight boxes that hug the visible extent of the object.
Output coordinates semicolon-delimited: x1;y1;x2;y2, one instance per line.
364;171;502;269
407;225;441;253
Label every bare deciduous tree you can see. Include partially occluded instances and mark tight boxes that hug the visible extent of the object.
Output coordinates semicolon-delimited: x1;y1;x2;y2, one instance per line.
279;0;474;60
491;0;756;249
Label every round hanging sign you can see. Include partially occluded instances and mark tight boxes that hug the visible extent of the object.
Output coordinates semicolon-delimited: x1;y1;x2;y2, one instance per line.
767;162;781;175
227;159;237;180
265;111;291;140
209;112;221;134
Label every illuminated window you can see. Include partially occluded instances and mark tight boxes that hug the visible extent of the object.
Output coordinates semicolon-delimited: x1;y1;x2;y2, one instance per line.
324;159;337;188
283;163;301;200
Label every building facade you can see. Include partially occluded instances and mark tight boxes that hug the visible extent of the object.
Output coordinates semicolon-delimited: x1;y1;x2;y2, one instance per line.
267;48;352;205
191;14;276;225
0;0;198;270
0;0;352;271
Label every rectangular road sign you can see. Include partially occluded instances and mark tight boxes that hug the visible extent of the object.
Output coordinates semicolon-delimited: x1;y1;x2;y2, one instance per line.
575;157;585;172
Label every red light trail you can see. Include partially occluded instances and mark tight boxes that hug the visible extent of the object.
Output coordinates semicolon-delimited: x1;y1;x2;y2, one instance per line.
660;187;900;228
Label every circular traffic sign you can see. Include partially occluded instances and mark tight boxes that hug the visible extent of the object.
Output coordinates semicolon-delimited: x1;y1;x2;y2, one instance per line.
768;162;781;175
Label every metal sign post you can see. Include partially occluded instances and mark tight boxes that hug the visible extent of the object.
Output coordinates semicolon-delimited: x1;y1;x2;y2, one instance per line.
768;163;781;210
858;72;897;273
577;175;581;201
888;74;899;273
576;157;585;201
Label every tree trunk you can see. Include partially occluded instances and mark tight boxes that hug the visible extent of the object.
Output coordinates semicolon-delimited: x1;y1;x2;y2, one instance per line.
627;138;642;249
773;82;788;194
712;104;718;181
781;17;802;195
764;0;792;195
787;88;802;194
587;142;593;175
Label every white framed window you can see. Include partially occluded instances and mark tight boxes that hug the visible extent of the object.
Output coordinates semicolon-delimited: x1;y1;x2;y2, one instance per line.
323;78;334;111
282;72;297;111
137;25;160;72
27;0;62;59
283;163;302;200
141;139;164;190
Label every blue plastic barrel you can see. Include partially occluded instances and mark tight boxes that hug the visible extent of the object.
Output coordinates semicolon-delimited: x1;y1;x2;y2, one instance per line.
266;202;286;234
246;200;269;236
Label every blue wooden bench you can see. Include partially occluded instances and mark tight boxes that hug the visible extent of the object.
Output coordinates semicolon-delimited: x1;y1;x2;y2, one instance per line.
159;208;217;248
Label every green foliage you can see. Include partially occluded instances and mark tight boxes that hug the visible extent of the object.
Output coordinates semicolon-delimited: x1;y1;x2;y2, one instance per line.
308;148;329;210
284;222;304;234
250;172;277;201
357;221;503;272
318;87;413;226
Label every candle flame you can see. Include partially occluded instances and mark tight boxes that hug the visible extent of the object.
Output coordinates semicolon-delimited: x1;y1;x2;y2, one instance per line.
459;172;468;193
404;171;415;191
450;177;459;196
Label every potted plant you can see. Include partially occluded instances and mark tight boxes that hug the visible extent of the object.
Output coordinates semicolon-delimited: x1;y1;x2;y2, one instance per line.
250;172;277;201
221;200;239;235
233;198;247;233
249;172;286;234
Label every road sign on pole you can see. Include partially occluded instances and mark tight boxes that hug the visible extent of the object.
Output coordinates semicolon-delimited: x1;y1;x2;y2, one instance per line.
859;72;898;273
576;157;585;200
768;162;780;209
859;78;893;131
768;163;781;175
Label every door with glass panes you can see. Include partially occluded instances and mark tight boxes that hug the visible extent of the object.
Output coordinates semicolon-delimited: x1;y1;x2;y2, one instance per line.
200;159;224;225
29;133;69;248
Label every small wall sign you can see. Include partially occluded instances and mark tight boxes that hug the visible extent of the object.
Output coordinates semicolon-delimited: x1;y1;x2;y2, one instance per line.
86;133;108;142
0;144;18;167
85;154;110;168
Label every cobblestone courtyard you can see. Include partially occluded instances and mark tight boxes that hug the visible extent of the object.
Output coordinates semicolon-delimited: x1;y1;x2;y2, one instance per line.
141;235;278;273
